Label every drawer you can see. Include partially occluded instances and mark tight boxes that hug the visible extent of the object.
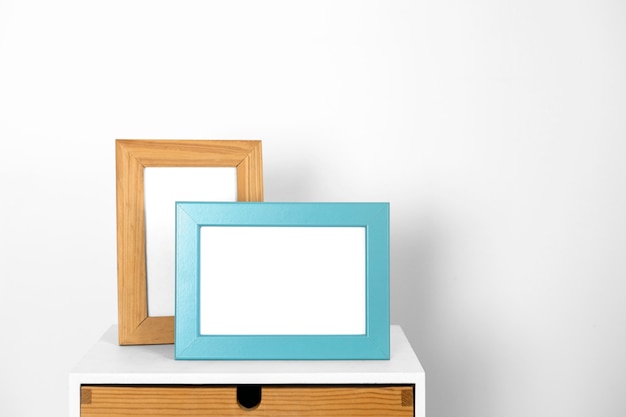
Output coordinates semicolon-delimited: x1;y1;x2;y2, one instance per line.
81;384;414;416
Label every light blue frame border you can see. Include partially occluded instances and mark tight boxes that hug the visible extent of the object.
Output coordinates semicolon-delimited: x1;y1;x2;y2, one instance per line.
175;202;389;360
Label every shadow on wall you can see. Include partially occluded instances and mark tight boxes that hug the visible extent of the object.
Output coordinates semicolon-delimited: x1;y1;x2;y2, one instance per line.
391;211;496;417
262;156;317;202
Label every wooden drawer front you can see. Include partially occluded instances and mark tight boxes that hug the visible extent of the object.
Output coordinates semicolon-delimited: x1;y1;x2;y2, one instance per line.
81;385;414;416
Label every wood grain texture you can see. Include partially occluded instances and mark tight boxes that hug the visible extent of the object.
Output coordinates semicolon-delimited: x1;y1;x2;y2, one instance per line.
116;140;264;346
81;385;414;417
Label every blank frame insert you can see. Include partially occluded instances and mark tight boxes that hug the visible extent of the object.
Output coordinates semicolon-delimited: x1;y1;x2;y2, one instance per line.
144;167;237;316
200;226;366;335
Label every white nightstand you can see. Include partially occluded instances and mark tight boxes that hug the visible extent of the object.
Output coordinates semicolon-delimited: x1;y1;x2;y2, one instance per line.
70;325;424;416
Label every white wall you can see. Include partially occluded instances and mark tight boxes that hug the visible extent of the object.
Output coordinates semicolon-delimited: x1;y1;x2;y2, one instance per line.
1;1;625;416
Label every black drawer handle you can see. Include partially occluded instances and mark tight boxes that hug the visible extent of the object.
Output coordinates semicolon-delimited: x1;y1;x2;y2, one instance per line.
237;385;262;410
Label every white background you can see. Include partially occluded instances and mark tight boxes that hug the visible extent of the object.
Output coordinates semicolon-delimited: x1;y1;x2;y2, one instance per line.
1;1;625;416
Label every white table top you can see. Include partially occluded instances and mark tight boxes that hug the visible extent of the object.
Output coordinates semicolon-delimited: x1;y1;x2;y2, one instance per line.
70;325;424;385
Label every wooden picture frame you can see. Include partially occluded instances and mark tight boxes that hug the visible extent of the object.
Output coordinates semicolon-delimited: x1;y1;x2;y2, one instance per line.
116;140;263;345
175;202;390;360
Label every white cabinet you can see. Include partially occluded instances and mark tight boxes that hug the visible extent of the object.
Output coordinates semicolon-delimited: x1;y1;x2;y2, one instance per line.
70;325;424;416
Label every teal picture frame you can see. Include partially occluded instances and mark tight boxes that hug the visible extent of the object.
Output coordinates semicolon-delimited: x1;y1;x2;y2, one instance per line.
175;202;390;360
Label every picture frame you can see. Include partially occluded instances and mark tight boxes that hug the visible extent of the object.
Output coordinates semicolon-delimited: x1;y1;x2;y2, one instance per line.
175;202;390;360
116;140;263;345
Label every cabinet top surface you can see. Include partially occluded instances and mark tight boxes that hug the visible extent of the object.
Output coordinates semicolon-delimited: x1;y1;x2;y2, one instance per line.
70;325;424;385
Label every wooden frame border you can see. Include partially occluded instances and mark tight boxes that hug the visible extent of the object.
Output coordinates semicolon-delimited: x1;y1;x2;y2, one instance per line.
175;202;390;360
116;139;263;345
